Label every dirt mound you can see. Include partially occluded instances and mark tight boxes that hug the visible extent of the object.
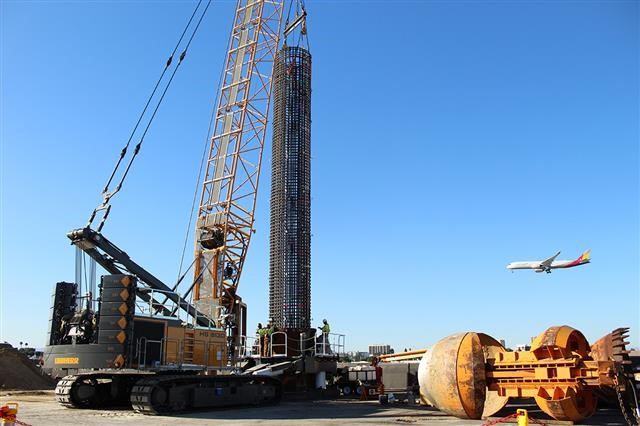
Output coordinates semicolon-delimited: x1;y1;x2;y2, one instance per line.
0;347;56;390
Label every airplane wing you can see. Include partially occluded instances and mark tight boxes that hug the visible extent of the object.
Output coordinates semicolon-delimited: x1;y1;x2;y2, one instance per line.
540;251;561;269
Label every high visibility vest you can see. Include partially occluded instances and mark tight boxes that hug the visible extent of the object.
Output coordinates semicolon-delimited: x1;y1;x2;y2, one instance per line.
322;324;330;333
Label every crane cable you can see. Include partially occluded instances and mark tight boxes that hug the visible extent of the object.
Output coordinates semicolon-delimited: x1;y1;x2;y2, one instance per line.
284;0;310;50
175;0;242;284
100;0;203;194
87;0;212;232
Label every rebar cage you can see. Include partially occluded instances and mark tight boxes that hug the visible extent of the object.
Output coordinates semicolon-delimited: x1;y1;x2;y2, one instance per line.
269;46;312;331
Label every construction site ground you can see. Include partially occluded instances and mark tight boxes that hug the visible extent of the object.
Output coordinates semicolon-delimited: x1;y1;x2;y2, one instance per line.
0;391;626;426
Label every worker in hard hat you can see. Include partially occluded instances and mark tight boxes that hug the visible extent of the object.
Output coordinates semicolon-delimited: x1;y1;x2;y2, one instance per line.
320;319;330;334
317;319;331;354
263;322;275;357
256;323;267;357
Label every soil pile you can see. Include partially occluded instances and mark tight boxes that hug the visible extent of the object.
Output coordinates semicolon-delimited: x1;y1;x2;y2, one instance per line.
0;347;56;390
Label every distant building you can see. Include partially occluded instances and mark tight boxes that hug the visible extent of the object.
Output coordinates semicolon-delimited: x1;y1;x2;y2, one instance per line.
369;344;392;356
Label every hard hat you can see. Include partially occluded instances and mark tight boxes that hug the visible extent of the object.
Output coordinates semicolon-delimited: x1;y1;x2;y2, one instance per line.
323;319;327;323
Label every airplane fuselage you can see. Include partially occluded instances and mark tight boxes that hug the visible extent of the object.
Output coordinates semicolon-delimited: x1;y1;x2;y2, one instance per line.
506;250;591;273
506;260;586;270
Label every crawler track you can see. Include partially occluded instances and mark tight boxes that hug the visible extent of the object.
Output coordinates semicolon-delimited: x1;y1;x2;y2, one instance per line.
56;372;282;414
130;374;282;414
55;372;143;409
55;375;81;408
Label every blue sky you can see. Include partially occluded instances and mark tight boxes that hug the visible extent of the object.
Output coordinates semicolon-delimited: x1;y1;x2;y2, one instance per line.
1;0;638;352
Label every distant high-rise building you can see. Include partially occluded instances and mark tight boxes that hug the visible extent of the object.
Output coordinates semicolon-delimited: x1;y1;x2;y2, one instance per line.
268;45;312;332
369;344;392;356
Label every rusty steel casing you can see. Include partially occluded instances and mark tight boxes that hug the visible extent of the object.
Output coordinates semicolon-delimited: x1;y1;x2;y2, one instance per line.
418;332;486;419
418;332;508;419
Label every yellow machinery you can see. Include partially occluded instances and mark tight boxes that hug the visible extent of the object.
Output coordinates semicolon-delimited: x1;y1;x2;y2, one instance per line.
418;326;636;422
377;349;427;363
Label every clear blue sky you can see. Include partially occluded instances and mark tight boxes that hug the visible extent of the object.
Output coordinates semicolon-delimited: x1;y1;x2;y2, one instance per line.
1;0;638;352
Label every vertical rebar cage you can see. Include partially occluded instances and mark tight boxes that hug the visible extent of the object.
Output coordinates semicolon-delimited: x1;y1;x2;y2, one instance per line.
269;46;312;332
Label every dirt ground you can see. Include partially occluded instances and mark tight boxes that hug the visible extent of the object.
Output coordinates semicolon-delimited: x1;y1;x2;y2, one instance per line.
0;391;628;426
0;348;55;390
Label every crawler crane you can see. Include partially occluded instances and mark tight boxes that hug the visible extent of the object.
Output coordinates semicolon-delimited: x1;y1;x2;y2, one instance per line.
42;0;298;413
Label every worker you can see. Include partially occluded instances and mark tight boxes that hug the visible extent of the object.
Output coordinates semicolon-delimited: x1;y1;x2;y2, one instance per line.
320;319;330;334
318;319;331;354
224;263;234;279
256;323;267;357
263;322;275;357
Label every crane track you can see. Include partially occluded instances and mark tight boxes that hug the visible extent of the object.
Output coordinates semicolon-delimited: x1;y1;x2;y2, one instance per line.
54;375;82;408
130;374;282;415
55;372;147;409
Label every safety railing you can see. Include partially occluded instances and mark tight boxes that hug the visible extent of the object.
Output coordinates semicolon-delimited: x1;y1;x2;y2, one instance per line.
135;337;147;367
242;332;293;358
234;335;258;359
135;288;189;322
134;288;222;330
315;332;345;357
136;336;178;369
270;331;288;358
233;331;346;359
251;337;261;357
136;337;163;368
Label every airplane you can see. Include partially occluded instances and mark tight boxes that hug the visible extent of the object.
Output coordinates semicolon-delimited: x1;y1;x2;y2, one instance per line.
506;250;591;273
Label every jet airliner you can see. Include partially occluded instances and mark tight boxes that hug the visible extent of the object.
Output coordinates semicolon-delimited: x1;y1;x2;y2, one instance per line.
507;250;591;273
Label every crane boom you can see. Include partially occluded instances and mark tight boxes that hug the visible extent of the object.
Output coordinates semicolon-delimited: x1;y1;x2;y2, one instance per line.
194;0;284;330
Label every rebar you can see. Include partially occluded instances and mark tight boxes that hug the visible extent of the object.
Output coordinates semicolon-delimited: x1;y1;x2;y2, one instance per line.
269;46;312;332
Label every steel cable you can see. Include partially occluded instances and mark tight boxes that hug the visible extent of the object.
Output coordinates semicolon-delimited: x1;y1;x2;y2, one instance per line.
175;10;230;283
101;0;203;195
87;0;212;231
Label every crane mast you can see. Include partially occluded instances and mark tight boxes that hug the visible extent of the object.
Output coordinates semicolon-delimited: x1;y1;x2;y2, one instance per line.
194;0;284;333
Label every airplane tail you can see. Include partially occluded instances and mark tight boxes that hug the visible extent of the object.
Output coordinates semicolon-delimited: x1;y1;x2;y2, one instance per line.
578;249;591;263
